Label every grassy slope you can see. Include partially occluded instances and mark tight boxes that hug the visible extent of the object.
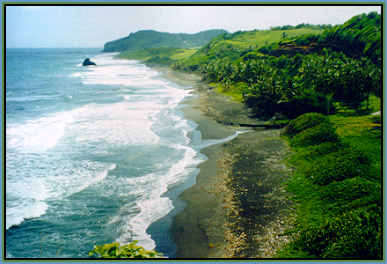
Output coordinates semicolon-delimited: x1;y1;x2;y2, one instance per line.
116;28;323;70
330;114;381;180
276;109;381;258
211;28;323;53
176;28;323;70
117;47;198;65
332;96;381;174
262;12;381;64
172;28;323;101
227;28;323;48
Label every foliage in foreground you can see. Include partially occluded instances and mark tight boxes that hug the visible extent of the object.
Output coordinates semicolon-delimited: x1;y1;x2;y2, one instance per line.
89;241;161;259
279;113;381;259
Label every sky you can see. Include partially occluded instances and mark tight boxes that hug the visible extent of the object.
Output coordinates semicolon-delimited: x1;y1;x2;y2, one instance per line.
5;5;382;48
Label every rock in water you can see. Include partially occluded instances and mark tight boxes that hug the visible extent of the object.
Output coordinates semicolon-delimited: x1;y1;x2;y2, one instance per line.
82;58;96;66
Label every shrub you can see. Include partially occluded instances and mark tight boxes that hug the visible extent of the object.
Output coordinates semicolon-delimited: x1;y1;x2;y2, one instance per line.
283;113;329;137
304;141;345;157
325;208;381;258
290;142;346;169
244;94;279;119
146;56;173;65
279;93;335;119
306;148;370;185
290;121;338;147
320;177;381;210
89;241;161;259
295;207;381;258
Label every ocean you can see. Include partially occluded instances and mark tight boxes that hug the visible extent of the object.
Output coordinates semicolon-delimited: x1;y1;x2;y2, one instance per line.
5;48;213;258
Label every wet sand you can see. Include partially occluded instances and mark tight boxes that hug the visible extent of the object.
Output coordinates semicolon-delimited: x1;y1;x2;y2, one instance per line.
158;67;293;258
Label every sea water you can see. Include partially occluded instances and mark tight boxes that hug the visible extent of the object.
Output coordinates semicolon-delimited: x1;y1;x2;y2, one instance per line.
5;48;212;258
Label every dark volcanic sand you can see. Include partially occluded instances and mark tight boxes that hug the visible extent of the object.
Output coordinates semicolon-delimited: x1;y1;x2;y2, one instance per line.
158;67;293;258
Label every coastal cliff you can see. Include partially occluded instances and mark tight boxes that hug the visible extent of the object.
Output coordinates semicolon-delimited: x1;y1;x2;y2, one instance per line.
103;29;227;52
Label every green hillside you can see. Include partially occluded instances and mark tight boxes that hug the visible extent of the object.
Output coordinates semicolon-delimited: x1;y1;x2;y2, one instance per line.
261;12;381;65
103;29;227;52
173;26;324;71
278;111;381;258
117;47;197;66
171;12;381;119
318;11;381;64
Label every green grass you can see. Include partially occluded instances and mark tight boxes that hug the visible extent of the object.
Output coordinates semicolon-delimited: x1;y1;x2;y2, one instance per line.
174;28;323;72
229;28;323;49
192;30;315;105
329;113;381;180
210;82;244;102
205;28;324;53
278;112;381;258
117;47;197;65
334;95;381;116
361;94;381;113
170;48;197;60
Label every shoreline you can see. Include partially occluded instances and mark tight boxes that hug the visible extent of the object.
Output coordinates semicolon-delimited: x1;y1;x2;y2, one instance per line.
153;66;293;258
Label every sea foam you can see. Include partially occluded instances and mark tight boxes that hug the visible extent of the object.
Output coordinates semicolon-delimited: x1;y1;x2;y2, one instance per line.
6;52;204;257
7;111;75;153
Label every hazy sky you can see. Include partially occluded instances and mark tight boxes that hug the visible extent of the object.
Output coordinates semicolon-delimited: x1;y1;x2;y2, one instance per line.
6;5;381;48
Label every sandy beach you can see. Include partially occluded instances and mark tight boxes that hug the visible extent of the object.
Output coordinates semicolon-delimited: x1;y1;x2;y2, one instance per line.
157;67;294;258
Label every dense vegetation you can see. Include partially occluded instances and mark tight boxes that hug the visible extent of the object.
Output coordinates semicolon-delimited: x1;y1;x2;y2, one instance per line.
108;13;381;120
103;29;227;52
199;51;380;119
89;241;161;259
270;23;332;31
279;112;381;258
108;11;382;259
171;12;381;259
172;12;381;120
263;12;381;65
172;27;323;72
